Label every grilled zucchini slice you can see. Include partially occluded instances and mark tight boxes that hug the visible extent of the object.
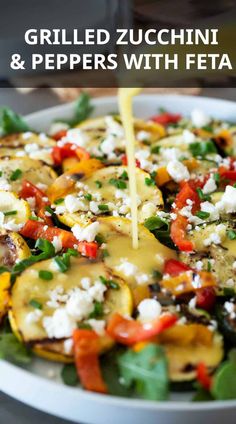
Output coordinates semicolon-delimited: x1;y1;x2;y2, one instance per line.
0;157;57;193
10;257;133;362
0;132;56;165
158;324;223;382
97;217;176;289
57;166;163;228
0;230;30;268
0;191;30;229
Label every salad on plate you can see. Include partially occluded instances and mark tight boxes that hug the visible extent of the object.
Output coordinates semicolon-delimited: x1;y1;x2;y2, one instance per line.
0;93;236;402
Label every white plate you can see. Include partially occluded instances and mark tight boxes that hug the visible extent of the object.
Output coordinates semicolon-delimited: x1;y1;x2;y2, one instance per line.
1;94;236;424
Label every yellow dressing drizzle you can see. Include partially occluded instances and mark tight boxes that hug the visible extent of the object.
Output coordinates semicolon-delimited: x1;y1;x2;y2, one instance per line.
118;88;141;249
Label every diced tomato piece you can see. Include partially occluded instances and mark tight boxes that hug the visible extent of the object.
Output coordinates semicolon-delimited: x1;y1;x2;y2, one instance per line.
20;220;98;259
73;329;107;394
52;129;68;141
196;287;216;311
150;112;181;126
196;362;212;391
121;154;141;168
164;259;192;276
20;180;53;226
106;313;177;346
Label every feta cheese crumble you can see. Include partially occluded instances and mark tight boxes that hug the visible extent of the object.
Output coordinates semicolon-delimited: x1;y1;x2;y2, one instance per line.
167;160;190;183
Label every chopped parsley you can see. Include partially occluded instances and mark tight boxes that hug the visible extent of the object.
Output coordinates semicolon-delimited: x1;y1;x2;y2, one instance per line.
10;168;22;181
189;140;217;157
29;299;42;309
195;211;210;219
4;210;17;216
84;193;92;201
109;178;127;189
145;177;156;186
196;188;211;202
38;270;53;281
89;301;104;318
98;204;109;212
99;275;120;290
54;198;65;205
95;180;102;188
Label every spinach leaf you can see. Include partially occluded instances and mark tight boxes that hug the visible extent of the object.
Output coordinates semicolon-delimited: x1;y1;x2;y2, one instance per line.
118;344;169;401
0;107;29;136
60;92;93;127
61;364;78;386
101;349;131;397
144;216;175;249
0;333;31;365
211;358;236;400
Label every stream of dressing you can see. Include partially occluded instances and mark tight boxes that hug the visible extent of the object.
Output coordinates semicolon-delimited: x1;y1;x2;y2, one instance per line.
118;88;141;249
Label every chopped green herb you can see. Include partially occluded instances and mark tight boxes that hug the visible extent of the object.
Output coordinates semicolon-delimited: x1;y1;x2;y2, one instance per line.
29;299;42;309
109;178;127;189
98;204;109;212
35;238;55;257
101;249;110;258
77;322;92;330
144;216;167;231
38;270;53;281
61;364;78;386
29;215;40;221
195;211;210;219
153;270;163;280
120;170;128;180
10;168;22;181
144;216;174;249
45;206;54;215
196;188;211;202
54;198;65;205
227;229;236;240
214;173;220;184
202;125;213;133
84;193;92;201
151;145;160;154
0;171;2;177
95;180;102;188
189;140;217;157
207;261;212;272
89;301;104;318
4;210;17;216
66;248;79;257
99;275;119;290
145;177;156;186
95;233;106;245
54;256;69;273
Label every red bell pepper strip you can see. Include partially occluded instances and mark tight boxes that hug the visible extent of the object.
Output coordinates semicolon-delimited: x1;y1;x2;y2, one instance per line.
52;129;68;141
219;169;236;182
52;143;77;165
73;329;108;394
52;143;90;166
121;154;141;168
150;112;181;126
170;182;200;252
20;220;98;259
196;362;212;391
196;287;216;311
20;180;53;226
106;313;177;346
164;259;192;276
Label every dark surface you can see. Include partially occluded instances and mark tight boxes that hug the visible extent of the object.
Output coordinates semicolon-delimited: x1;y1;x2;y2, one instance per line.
0;86;235;424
